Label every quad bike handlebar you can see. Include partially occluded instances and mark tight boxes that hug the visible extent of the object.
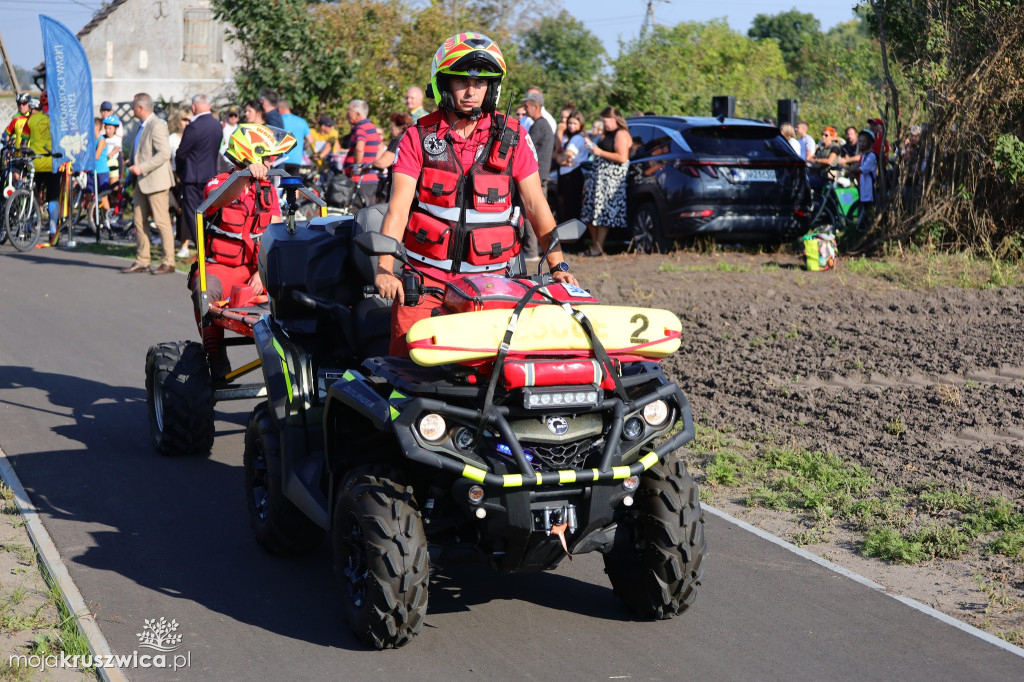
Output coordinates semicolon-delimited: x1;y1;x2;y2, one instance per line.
196;167;325;216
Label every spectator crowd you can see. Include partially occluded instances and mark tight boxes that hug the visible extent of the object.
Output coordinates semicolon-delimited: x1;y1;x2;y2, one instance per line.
4;80;916;265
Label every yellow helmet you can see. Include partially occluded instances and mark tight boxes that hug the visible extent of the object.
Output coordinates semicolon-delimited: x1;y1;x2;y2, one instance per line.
224;123;295;167
428;32;506;114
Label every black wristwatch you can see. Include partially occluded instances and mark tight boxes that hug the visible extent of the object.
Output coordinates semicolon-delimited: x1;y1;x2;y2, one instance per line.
550;261;570;274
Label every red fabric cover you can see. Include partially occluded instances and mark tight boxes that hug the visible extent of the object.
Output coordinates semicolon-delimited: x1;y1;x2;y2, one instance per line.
443;274;599;314
503;358;620;390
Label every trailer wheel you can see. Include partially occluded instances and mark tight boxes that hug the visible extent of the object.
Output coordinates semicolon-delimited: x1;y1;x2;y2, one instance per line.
145;341;214;456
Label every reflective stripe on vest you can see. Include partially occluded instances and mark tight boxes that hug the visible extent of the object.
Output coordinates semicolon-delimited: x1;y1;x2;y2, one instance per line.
416;200;513;224
406;251;509;273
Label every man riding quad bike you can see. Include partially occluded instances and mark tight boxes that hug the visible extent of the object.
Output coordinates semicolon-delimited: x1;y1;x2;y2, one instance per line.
240;32;707;650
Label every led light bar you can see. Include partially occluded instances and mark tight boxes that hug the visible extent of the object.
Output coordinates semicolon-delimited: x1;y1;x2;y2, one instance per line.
522;387;601;409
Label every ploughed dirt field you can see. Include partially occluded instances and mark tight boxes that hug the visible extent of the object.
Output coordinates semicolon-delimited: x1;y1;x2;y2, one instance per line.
570;247;1024;642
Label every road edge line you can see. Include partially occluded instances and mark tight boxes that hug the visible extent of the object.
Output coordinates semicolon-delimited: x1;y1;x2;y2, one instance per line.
703;504;1024;660
0;447;127;682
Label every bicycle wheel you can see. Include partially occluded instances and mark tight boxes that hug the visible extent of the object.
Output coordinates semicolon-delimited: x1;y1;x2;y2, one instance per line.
835;201;864;237
809;192;836;230
5;189;41;251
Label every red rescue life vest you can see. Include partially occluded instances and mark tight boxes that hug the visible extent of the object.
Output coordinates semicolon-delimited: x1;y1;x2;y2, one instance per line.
404;111;524;274
205;179;276;268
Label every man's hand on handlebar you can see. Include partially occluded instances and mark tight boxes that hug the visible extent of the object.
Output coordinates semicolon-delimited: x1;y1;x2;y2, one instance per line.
248;162;269;181
375;265;404;304
551;270;579;287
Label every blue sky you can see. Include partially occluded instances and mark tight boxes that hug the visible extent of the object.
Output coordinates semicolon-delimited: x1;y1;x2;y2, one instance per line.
1;0;859;73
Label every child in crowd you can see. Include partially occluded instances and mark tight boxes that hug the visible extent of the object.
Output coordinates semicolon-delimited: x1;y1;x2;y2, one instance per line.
852;130;877;222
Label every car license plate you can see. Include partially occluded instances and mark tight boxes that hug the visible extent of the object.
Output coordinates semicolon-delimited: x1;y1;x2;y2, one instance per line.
735;169;776;182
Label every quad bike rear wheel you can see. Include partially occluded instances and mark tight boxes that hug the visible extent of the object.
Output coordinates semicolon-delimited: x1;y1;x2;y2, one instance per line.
145;340;215;456
604;454;706;618
333;468;429;649
243;402;324;555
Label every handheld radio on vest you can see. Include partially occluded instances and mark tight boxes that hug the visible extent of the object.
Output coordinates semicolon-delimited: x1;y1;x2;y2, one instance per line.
487;91;517;172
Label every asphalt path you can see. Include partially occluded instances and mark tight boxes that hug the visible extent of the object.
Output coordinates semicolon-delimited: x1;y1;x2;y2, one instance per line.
0;246;1020;681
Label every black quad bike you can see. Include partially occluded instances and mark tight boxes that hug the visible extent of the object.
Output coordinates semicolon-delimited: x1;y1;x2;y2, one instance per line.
243;211;707;649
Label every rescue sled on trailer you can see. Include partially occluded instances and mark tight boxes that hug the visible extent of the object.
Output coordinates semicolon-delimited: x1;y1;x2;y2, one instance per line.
143;168;326;456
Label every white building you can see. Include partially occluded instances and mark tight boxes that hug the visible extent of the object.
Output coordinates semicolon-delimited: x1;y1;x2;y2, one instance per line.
76;0;240;110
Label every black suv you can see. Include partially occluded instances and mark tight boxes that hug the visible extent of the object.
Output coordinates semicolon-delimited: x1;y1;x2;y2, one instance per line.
626;116;810;251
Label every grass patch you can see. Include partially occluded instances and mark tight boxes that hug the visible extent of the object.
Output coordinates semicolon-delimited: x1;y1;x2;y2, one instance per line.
39;564;92;664
70;242;136;259
988;530;1024;561
72;242;191;272
843;250;1024;289
0;482;18;515
691;425;1024;564
863;527;928;563
0;543;35;566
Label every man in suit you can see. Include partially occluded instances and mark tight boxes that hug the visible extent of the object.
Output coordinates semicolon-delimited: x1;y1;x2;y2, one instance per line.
175;94;223;259
122;92;177;274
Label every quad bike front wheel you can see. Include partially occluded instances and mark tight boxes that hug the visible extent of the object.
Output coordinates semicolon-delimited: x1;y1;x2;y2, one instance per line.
604;454;706;618
333;468;429;649
243;402;324;555
145;341;215;456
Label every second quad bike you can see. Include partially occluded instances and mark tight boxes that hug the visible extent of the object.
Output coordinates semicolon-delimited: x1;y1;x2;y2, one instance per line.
243;207;708;649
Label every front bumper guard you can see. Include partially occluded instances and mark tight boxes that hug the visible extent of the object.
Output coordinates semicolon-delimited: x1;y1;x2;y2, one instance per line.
331;372;694;489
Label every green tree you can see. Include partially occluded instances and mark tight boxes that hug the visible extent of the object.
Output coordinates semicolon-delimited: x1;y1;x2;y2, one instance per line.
611;20;789;120
857;0;1024;245
788;18;896;132
512;11;608;117
748;8;822;67
0;64;36;91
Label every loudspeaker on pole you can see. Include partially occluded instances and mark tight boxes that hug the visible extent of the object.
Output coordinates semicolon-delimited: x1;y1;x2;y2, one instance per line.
712;96;735;119
777;99;799;126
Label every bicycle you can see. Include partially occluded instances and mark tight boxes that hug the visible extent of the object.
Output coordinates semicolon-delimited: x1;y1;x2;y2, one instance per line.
808;166;865;237
3;148;63;251
0;140;19;244
96;177;136;241
50;162;90;247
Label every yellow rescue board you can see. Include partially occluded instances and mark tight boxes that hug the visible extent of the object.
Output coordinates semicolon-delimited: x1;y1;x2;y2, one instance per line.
407;305;682;367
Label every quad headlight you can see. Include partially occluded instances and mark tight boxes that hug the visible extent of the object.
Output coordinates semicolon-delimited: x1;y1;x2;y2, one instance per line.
418;413;447;442
642;400;669;427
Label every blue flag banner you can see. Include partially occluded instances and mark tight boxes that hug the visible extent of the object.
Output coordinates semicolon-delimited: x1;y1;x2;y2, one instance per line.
40;15;94;172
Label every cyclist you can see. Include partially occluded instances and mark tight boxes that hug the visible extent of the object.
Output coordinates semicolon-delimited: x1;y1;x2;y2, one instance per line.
374;32;577;355
22;93;61;244
2;94;31;147
189;123;295;379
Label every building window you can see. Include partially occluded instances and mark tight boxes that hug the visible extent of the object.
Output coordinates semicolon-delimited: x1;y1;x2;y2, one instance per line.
183;8;224;64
